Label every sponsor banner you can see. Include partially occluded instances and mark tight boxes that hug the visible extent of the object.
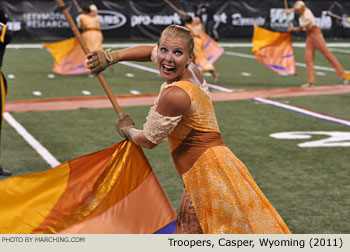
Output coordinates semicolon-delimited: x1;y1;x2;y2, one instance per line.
0;0;349;41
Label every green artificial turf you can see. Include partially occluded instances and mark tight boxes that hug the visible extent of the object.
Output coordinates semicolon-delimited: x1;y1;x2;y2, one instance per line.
1;43;349;233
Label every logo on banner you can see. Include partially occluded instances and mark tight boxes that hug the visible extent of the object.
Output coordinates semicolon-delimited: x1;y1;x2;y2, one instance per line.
315;11;332;29
6;21;22;31
97;10;127;30
231;13;265;26
213;12;228;29
270;8;294;29
131;13;181;27
270;8;332;30
23;13;69;28
76;10;126;30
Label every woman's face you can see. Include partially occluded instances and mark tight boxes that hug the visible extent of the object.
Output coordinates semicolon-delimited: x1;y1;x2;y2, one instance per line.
157;35;193;83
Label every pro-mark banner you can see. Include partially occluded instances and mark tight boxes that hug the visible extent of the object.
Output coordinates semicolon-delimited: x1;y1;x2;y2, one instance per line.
252;25;296;75
0;141;176;234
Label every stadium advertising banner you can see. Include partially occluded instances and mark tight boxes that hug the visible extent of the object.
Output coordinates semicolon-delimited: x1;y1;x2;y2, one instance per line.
0;0;350;41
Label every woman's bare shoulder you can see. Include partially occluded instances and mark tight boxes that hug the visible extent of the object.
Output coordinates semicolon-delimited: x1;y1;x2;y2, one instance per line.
157;86;191;117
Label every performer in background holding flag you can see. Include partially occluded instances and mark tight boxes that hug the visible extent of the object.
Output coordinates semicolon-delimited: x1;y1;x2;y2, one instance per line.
78;4;103;56
43;3;103;76
286;1;350;86
196;1;219;41
87;25;291;234
182;14;220;83
164;0;222;83
0;9;12;177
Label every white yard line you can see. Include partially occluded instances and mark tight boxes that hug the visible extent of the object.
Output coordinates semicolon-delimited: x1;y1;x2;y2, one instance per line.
118;61;159;74
224;51;336;72
4;112;61;167
329;48;350;54
224;51;256;59
118;62;235;92
253;97;350;127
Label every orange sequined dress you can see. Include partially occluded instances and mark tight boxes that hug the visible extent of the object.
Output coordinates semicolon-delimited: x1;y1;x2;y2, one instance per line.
166;81;291;234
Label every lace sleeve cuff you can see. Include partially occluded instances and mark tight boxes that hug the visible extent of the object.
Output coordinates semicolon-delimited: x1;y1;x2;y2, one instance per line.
143;106;182;144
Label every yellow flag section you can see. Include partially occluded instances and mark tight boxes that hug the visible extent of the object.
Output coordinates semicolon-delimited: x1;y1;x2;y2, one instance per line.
252;25;296;75
0;141;176;234
43;37;90;75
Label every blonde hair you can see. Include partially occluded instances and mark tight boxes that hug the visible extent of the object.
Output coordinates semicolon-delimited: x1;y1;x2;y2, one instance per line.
89;4;98;12
159;25;194;55
294;1;305;10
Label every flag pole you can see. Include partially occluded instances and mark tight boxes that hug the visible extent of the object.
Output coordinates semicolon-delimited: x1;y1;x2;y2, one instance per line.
164;0;187;16
55;0;124;119
72;0;82;13
284;0;290;29
327;11;350;23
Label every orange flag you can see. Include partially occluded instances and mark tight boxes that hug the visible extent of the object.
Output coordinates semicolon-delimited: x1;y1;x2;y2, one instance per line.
43;37;90;75
252;25;296;75
0;141;176;234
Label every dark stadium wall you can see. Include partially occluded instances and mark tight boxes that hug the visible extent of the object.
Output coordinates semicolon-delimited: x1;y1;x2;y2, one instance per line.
0;0;349;41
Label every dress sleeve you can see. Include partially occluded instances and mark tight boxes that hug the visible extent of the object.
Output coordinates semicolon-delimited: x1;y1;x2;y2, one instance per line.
143;105;182;144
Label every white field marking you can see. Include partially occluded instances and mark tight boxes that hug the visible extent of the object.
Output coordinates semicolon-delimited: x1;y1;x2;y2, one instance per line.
81;90;91;95
126;73;135;77
7;74;15;79
295;62;334;72
270;131;350;147
118;61;159;74
316;71;326;76
4;112;61;167
329;48;350;54
32;91;42;96
130;90;141;95
8;42;350;49
291;42;350;48
118;61;235;92
224;51;336;72
224;51;256;59
241;72;251;76
206;83;235;92
254;97;350;127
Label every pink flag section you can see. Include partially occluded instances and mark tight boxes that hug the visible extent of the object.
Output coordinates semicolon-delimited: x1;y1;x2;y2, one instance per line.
43;37;90;75
200;30;224;64
252;25;296;75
